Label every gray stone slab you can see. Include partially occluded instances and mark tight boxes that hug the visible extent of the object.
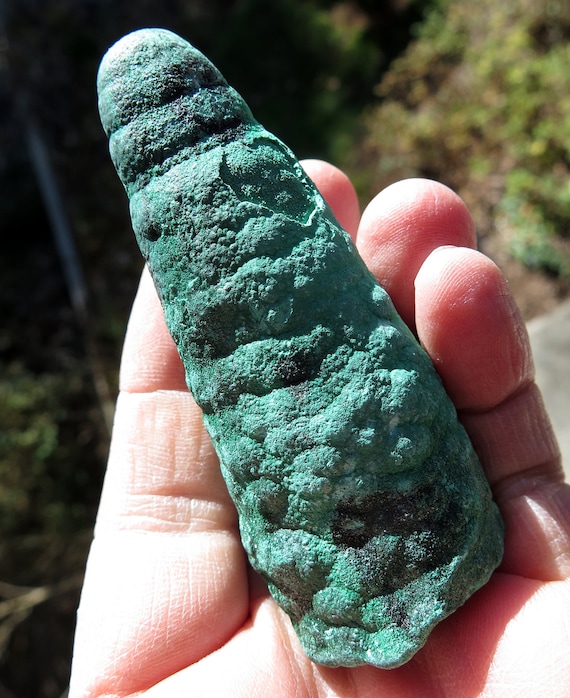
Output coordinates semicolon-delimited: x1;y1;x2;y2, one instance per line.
527;300;570;482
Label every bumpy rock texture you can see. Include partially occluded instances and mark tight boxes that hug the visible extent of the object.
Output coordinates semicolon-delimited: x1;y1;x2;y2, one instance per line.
97;28;504;668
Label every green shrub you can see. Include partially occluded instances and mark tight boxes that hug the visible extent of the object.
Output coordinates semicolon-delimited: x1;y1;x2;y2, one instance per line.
360;0;570;280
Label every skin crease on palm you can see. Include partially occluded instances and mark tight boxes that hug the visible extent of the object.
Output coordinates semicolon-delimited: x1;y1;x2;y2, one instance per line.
69;161;570;698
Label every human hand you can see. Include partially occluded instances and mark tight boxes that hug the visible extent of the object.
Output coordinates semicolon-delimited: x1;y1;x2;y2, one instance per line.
69;162;570;697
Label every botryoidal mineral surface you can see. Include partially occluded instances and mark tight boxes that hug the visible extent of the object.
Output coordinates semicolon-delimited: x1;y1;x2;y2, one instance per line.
97;28;504;668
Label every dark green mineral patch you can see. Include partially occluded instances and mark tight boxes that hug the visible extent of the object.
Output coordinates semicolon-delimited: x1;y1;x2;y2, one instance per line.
97;28;504;668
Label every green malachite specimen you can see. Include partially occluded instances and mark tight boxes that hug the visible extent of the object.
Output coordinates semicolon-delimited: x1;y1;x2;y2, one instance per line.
97;28;504;668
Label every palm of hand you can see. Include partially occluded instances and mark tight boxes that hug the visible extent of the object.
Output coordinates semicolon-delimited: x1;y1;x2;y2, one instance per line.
70;164;570;697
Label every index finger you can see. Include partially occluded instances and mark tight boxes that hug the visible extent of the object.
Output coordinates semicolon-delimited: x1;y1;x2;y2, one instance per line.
354;177;568;581
414;241;568;582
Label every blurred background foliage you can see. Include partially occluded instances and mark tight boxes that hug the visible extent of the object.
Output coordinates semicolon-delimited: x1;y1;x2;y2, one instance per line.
359;0;570;291
0;0;569;694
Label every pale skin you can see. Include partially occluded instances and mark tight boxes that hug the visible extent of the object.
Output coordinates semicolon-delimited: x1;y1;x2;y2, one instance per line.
70;162;570;697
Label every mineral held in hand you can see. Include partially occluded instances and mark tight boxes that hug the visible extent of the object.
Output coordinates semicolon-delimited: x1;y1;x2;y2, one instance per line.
97;28;504;668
